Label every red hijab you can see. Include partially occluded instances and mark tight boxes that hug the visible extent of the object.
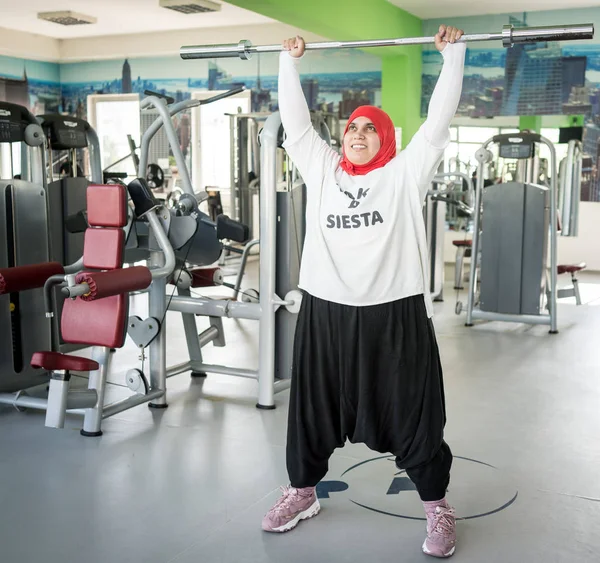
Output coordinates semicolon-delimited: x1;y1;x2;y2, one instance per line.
340;105;396;176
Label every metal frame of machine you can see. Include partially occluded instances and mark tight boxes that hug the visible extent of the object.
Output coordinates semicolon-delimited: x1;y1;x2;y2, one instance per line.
424;172;474;303
136;95;303;409
464;133;559;332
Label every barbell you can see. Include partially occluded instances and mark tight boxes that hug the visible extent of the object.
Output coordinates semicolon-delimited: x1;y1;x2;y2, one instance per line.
180;23;594;61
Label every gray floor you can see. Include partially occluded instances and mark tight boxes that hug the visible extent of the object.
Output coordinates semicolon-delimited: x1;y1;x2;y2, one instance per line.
1;262;600;563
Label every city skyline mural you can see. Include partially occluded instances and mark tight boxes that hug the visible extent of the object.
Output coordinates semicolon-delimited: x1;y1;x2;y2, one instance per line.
0;55;61;116
58;48;382;120
423;8;600;202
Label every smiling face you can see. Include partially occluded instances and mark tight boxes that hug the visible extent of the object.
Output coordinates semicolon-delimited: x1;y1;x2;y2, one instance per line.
343;116;381;166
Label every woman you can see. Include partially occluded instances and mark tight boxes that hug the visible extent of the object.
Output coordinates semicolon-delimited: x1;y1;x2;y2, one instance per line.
263;25;466;559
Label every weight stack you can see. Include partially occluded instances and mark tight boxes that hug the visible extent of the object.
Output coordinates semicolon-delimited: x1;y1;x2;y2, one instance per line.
479;182;549;316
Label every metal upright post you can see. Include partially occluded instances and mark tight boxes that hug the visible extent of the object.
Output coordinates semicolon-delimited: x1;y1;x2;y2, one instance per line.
44;372;70;429
81;347;112;436
86;126;104;183
229;115;238;221
466;151;487;326
256;112;280;409
544;140;559;334
573;143;582;236
148;250;168;408
178;286;206;376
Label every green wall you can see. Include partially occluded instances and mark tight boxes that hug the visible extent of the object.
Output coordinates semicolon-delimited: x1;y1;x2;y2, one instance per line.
226;0;424;143
519;115;542;132
518;115;585;132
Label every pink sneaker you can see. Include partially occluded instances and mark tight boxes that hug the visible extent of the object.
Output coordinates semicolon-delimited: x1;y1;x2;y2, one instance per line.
422;499;456;558
262;485;320;533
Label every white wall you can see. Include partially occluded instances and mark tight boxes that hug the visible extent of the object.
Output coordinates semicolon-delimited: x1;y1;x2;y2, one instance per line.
0;27;60;61
555;203;600;270
443;202;600;271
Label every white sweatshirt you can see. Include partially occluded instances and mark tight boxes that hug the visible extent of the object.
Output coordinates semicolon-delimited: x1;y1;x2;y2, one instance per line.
278;43;466;317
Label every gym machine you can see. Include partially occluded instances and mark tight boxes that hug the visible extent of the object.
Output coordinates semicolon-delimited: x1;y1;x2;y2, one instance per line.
0;89;254;433
0;181;174;434
462;133;559;331
128;87;309;409
0;93;310;429
424;172;473;302
460;129;585;331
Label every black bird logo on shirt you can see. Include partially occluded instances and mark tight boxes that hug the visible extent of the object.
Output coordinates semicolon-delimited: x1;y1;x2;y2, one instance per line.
338;185;370;209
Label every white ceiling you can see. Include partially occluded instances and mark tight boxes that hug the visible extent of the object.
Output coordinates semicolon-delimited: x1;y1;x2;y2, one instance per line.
0;0;598;40
0;0;276;39
386;0;600;19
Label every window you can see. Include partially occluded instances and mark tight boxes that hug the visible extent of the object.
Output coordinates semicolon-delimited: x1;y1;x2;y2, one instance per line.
539;128;569;172
0;142;21;179
457;126;498;144
191;89;251;194
445;126;501;175
88;94;141;178
541;128;560;143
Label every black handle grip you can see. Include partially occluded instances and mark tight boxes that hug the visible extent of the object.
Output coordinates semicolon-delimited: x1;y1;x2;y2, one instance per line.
103;171;128;181
144;90;175;105
216;215;249;243
199;87;245;105
492;132;542;144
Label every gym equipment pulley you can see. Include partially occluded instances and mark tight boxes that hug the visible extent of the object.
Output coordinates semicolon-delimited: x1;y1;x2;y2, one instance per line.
180;23;594;61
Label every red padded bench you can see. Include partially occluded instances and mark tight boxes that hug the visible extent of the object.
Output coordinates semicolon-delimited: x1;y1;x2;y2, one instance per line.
557;262;586;305
30;184;150;433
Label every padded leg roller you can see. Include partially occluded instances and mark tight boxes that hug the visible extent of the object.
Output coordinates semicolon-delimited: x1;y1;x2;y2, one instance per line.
191;371;207;378
216;215;249;243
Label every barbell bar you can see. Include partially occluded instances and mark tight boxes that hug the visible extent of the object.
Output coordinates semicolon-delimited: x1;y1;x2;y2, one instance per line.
180;23;594;61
